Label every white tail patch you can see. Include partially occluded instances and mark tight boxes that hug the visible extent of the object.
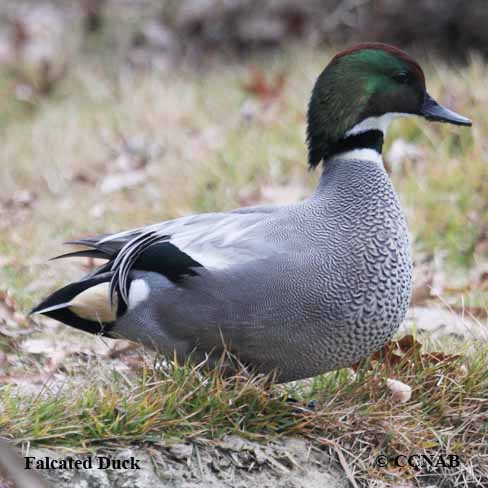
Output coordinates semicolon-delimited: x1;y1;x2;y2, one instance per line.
68;282;117;323
128;279;150;310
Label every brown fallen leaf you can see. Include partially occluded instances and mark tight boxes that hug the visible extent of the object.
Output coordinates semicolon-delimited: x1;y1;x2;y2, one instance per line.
243;67;286;106
480;271;488;289
11;18;30;53
0;291;16;314
353;335;461;373
0;290;33;337
474;229;488;257
411;279;433;306
352;335;421;371
395;334;422;354
105;342;139;359
72;171;95;184
423;351;462;364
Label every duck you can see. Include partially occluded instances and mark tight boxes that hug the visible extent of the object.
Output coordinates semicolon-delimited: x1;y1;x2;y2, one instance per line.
31;43;471;383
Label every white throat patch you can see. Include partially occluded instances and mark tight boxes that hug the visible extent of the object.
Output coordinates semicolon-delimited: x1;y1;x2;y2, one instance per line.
332;148;383;166
346;112;408;137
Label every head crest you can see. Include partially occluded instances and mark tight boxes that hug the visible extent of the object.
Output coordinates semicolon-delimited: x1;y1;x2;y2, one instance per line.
331;42;425;85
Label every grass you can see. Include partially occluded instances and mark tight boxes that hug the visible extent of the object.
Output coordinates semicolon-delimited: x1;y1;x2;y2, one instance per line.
1;346;487;486
0;21;487;486
0;355;294;446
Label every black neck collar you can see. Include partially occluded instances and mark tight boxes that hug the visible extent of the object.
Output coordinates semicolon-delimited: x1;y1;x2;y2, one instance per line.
327;130;384;160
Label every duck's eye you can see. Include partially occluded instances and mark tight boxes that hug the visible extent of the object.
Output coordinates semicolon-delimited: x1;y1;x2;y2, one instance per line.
394;72;411;84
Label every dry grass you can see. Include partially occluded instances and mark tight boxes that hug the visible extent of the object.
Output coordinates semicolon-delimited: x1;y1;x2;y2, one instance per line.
0;346;487;486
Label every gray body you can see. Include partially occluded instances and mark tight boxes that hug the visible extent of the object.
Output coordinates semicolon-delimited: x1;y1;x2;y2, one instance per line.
115;157;412;382
33;42;471;383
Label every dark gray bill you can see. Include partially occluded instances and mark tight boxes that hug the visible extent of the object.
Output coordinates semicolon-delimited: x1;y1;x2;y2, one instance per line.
420;93;471;126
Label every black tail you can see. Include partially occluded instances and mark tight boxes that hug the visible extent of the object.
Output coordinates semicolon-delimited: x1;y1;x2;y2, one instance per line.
30;272;119;336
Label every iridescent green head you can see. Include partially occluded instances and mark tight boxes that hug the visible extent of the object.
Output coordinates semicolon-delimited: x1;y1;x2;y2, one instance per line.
307;43;471;168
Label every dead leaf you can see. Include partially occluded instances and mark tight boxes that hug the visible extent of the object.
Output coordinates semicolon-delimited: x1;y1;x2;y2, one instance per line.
352;335;421;371
105;342;139;359
0;290;33;337
423;351;461;364
353;334;461;374
243;67;286;106
72;171;95;184
411;282;433;306
0;291;17;313
474;229;488;257
480;271;488;289
395;335;422;354
11;19;30;53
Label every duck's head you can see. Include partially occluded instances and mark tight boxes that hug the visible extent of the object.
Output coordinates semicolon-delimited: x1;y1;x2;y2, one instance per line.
307;42;471;168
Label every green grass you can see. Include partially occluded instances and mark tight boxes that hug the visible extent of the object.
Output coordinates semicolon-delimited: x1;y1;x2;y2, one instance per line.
1;346;487;485
0;358;292;446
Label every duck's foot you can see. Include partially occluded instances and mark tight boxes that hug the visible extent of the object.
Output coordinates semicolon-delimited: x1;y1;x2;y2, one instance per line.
284;396;317;412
